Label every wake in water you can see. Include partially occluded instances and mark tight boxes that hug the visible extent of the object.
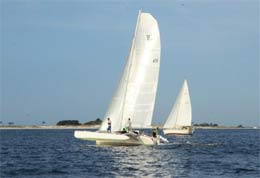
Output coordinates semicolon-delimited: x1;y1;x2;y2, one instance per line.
1;129;259;178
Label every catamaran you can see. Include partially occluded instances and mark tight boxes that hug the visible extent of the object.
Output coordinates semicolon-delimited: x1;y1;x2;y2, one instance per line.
163;80;194;135
74;11;167;145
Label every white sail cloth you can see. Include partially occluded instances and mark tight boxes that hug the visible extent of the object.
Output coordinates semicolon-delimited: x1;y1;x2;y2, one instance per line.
163;80;192;129
99;12;161;131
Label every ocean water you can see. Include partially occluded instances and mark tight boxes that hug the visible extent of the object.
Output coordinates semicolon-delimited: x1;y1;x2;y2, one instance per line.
0;129;259;178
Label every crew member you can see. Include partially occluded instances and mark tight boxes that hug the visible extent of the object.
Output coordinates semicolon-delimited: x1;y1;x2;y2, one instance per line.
107;118;111;133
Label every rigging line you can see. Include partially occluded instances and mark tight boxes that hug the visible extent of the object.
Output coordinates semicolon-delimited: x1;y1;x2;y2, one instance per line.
119;10;142;130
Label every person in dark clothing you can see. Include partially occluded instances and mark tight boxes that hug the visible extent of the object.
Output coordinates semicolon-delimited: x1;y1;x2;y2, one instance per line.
107;118;111;133
152;127;159;138
121;127;128;134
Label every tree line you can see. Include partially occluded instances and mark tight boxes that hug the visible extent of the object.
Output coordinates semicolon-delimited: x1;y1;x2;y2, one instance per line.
56;118;102;126
193;123;219;127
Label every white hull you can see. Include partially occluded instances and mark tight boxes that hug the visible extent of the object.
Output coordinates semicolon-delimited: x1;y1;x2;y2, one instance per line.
163;127;194;135
74;131;157;146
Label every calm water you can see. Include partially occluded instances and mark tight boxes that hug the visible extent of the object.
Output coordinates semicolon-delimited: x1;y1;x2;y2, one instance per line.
0;129;259;178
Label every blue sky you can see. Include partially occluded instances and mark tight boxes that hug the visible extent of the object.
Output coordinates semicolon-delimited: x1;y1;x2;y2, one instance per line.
1;0;259;126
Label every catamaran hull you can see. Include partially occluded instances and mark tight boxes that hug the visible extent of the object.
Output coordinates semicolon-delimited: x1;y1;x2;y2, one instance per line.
96;135;155;146
163;128;194;135
74;131;156;146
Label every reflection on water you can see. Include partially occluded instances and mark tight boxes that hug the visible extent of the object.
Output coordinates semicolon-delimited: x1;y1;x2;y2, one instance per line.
99;145;175;177
77;139;223;177
1;129;259;178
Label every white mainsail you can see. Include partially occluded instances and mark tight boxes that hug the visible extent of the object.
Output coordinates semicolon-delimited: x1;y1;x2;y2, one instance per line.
163;80;192;129
99;11;161;132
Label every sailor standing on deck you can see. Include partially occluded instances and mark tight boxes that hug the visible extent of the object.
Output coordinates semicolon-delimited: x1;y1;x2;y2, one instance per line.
152;127;160;144
152;127;158;138
107;118;111;133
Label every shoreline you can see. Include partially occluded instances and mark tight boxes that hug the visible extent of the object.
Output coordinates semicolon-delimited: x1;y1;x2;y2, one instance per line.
0;125;258;130
193;126;259;130
0;125;100;130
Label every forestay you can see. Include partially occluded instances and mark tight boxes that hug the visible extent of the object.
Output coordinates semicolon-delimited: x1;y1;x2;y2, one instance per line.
99;11;161;131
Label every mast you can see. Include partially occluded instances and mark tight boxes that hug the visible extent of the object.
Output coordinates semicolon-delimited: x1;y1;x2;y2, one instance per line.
99;11;160;131
119;10;142;130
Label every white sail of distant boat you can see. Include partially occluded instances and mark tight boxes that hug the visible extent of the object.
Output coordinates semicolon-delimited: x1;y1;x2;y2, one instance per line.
163;80;193;135
74;11;167;145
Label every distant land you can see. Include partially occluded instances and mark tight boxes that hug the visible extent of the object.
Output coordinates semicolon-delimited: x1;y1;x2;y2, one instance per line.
56;119;102;126
0;119;259;130
0;119;102;130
